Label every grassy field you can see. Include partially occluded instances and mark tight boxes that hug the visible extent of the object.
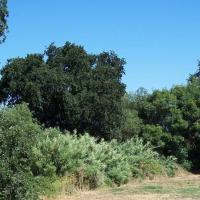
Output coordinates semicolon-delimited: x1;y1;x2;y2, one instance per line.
43;174;200;200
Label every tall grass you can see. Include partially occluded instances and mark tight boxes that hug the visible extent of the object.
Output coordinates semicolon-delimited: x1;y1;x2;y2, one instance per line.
33;128;177;190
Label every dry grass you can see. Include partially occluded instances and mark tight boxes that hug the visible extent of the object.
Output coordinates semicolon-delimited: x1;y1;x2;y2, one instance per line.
43;174;200;200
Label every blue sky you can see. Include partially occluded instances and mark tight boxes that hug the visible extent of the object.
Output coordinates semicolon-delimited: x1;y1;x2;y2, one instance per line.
0;0;200;92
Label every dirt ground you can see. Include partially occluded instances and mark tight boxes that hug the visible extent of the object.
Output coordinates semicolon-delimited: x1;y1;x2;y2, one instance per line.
44;174;200;200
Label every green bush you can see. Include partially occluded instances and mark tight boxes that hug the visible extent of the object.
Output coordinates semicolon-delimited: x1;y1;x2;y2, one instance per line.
140;124;189;166
32;131;130;188
32;130;176;188
0;104;41;200
161;156;177;177
0;104;178;199
117;138;164;178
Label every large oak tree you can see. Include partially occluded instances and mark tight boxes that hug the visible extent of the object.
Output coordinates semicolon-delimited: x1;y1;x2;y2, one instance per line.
0;42;126;139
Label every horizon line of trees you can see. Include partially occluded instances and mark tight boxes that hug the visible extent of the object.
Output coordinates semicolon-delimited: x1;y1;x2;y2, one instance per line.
1;41;200;171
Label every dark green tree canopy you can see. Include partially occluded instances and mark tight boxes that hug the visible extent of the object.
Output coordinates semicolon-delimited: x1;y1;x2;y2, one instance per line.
0;42;126;139
0;0;8;43
124;75;200;170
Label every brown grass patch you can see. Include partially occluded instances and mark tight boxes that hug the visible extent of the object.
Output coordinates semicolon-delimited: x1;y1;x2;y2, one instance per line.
43;174;200;200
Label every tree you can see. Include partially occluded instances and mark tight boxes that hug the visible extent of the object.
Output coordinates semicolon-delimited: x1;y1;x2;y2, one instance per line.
0;42;126;139
0;0;8;43
126;77;200;169
0;104;40;199
122;90;189;166
118;93;142;141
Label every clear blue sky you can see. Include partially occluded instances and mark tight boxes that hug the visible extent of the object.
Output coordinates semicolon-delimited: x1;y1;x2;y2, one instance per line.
0;0;200;92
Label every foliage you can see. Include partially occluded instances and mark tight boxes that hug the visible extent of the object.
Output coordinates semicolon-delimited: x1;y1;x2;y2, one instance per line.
123;72;200;170
0;0;8;43
0;104;177;199
0;43;126;140
32;130;131;188
32;129;176;189
117;138;165;178
140;124;188;166
118;93;142;140
0;104;40;199
3;39;200;198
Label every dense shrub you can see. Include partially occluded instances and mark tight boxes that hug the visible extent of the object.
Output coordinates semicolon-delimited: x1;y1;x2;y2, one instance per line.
32;130;131;188
32;130;176;189
123;88;194;169
117;138;164;178
0;104;41;200
0;104;177;199
140;124;189;167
